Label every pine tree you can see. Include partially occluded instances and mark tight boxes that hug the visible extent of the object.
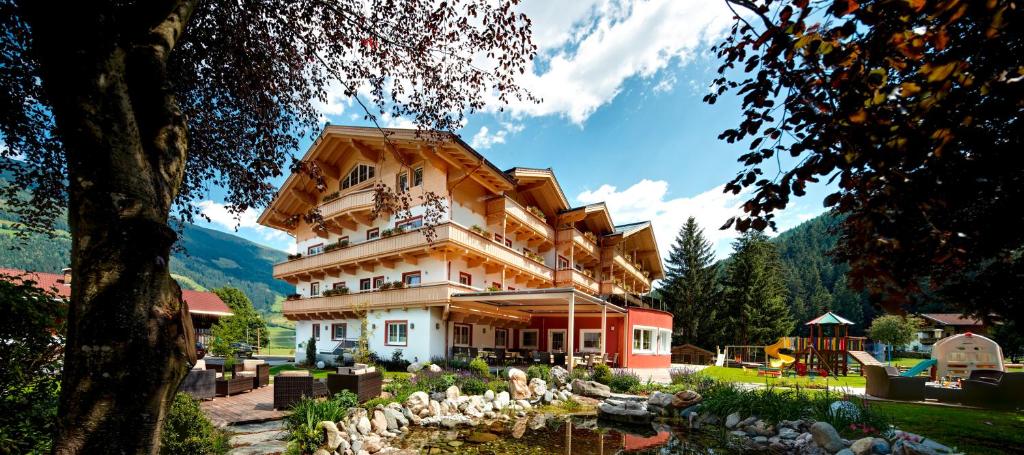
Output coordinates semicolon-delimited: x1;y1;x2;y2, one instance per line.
662;217;721;348
722;231;794;346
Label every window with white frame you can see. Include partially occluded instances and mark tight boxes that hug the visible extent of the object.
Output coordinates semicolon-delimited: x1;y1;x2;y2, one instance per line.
342;163;375;189
307;243;324;255
659;328;672;354
310;282;320;297
632;327;654;353
453;324;471;347
385;321;408;346
520;329;539;349
580;329;603;352
413;167;423;187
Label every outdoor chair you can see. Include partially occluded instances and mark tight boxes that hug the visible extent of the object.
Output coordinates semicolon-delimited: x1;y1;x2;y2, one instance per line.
531;351;546;364
233;359;270;388
179;361;216;400
606;352;619;367
491;348;506;365
469;347;479;359
961;372;1024;408
326;370;382;403
273;370;329;410
865;365;927;401
552;352;566;366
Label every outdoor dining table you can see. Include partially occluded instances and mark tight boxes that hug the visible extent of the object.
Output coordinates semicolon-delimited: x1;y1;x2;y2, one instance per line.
507;351;522;363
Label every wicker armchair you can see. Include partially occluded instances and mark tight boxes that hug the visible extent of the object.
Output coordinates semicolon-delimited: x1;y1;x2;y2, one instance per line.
273;371;329;410
233;359;270;388
865;365;927;400
179;367;216;400
326;370;382;403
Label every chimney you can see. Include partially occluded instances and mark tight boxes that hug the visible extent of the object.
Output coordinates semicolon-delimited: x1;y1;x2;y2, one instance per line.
61;267;72;285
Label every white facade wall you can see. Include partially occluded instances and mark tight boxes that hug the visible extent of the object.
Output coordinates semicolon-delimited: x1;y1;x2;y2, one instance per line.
295;307;448;364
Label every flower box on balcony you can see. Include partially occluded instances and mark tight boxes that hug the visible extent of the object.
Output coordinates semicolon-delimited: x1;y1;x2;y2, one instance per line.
526;205;546;220
323;239;350;252
287;253;303;260
583;231;597;243
286;294;302;301
469;224;491;238
321;191;341;203
322;288;349;297
524;251;545;265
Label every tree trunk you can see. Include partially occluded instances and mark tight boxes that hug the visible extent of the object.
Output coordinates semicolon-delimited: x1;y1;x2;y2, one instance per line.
24;1;198;453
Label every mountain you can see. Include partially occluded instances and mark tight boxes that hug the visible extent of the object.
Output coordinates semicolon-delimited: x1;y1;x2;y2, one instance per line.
771;214;877;335
0;213;290;314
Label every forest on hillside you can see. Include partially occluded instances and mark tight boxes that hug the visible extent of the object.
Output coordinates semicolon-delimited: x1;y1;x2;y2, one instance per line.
0;211;290;313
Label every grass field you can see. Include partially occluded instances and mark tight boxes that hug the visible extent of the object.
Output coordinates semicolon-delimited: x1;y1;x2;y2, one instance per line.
264;325;296;356
870;401;1024;455
697;366;867;388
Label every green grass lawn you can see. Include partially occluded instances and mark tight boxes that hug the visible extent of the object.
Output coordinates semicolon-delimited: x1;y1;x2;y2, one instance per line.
698;366;867;388
264;325;295;356
870;401;1024;455
889;357;1023;372
269;364;332;380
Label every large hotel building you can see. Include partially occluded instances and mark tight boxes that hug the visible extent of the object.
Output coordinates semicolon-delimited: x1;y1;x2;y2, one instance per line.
258;126;673;369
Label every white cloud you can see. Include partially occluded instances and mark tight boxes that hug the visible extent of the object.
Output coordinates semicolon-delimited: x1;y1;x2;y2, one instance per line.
577;180;829;260
652;73;677;93
468;122;524;149
577;180;746;260
500;0;734;124
194;200;289;244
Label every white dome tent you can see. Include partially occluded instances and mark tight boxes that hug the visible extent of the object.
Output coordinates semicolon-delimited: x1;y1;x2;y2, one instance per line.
930;332;1004;379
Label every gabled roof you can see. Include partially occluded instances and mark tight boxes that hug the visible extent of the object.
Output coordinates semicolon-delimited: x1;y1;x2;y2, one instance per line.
805;311;855;326
614;221;651;235
505;167;570;214
920;313;984;326
258;126;515;229
604;221;665;280
559;202;615;235
0;268;233;316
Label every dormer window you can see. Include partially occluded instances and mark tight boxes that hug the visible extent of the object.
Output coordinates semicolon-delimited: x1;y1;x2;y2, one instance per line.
341;163;375;189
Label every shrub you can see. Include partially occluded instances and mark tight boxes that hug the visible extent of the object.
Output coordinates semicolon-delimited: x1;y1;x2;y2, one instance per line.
411;369;458;393
305;336;317;367
591;364;613;384
526;364;550;382
383;376;417;403
161;393;230;455
486;380;507;395
286;395;356;454
569;366;592;382
362;397;398;410
468;357;490;378
460;377;488;395
607;369;641;393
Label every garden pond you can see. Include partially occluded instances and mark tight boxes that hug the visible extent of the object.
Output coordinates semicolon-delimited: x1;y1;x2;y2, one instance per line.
394;412;737;454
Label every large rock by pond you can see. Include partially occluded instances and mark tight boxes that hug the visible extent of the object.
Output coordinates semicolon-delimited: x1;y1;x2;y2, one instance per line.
571;379;611;399
598;398;653;425
549;366;569;387
508;368;531;400
809;421;846;453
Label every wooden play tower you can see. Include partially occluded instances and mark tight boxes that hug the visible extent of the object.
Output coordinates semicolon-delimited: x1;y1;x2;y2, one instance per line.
795;311;864;376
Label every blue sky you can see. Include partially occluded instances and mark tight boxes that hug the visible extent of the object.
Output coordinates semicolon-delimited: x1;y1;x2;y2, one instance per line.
194;0;831;259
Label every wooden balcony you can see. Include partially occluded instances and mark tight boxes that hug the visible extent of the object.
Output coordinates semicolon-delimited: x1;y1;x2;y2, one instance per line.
316;189;376;233
556;228;599;264
602;250;651;288
274;222;554;284
555;269;600;295
282;282;457;320
486;196;554;252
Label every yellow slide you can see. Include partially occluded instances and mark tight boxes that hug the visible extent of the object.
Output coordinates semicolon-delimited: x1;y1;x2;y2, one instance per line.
766;338;795;368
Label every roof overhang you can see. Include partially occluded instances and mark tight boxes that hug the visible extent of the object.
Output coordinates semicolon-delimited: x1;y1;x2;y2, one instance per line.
450;287;627;316
506;167;571;216
189;310;233;317
608;222;665;279
559;203;615;235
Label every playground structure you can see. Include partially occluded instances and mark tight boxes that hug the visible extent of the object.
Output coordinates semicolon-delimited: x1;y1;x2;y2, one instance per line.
722;311;874;377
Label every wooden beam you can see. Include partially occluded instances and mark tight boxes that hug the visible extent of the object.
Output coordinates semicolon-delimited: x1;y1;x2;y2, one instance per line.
349;139;381;162
400;253;419;265
291;189;318;206
315;159;340;180
359;261;377;273
335;215;357;231
352;211;375;227
379;258;395;269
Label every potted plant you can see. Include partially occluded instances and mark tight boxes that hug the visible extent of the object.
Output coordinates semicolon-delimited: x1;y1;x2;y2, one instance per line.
321;191;341;203
285;293;302;301
527;205;545;219
287;252;303;260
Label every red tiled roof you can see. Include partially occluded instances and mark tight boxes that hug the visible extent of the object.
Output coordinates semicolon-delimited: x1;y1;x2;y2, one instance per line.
920;313;984;326
0;268;232;316
0;268;70;298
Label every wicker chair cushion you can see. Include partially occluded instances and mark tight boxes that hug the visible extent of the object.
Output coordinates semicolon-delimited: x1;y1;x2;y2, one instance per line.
279;370;310;377
242;359;265;371
237;371;257;377
193;359;207;370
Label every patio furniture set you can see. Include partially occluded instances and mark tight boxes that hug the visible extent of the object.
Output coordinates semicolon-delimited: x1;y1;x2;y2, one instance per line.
451;347;619;367
274;365;382;410
865;365;1024;408
179;359;270;400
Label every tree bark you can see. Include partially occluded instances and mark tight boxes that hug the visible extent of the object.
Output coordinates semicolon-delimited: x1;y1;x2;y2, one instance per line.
24;1;198;453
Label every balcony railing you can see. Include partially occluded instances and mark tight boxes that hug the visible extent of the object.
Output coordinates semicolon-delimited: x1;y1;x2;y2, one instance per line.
603;250;651;287
275;222;554;282
555;269;599;294
283;283;456;319
557;228;599;261
486;196;554;242
319;189;374;220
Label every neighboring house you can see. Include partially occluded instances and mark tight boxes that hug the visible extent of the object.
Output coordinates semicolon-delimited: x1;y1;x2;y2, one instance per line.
907;313;988;353
258;125;672;369
0;267;232;345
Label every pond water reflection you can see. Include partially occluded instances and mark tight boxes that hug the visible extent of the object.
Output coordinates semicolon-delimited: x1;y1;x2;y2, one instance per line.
398;413;735;454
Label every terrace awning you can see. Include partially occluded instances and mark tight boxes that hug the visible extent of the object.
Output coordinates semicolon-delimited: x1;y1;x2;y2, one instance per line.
449;287;625;371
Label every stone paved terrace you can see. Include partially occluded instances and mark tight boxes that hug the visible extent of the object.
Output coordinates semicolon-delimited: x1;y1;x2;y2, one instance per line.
201;384;287;427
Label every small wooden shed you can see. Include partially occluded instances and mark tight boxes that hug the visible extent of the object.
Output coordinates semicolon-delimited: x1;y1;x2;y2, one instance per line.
671;344;715;365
